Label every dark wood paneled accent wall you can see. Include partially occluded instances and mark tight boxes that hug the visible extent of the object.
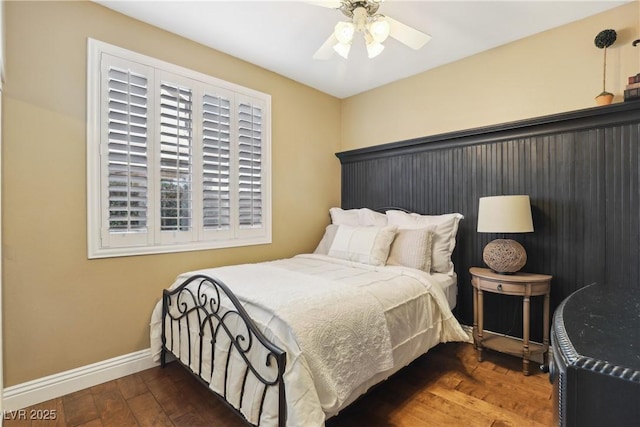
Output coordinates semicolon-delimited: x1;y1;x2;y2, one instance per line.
336;102;640;341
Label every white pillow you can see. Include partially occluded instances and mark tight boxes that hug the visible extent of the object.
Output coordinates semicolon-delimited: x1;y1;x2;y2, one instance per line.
329;207;387;226
329;207;360;226
386;210;463;276
386;227;434;272
359;208;387;226
313;224;338;255
328;225;397;266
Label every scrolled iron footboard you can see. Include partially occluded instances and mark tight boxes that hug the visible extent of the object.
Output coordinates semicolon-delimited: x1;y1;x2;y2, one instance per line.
161;274;287;427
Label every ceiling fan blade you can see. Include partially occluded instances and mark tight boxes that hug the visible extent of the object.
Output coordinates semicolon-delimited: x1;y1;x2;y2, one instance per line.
306;1;342;8
313;33;338;60
385;16;431;50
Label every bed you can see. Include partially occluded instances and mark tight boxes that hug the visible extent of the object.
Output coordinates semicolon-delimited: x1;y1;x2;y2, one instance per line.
149;208;471;427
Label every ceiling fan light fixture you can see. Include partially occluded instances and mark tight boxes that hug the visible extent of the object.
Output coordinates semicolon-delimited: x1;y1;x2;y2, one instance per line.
333;42;351;59
312;0;431;60
369;18;390;43
334;21;355;44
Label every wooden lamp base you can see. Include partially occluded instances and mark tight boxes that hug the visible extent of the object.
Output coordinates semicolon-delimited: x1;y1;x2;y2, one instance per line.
482;239;527;273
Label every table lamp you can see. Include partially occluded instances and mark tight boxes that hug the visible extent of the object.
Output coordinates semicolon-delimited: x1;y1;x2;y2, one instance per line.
477;195;534;274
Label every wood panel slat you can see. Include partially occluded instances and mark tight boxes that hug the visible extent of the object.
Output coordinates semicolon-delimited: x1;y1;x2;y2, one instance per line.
91;383;138;427
337;102;640;340
127;392;174;427
61;390;98;426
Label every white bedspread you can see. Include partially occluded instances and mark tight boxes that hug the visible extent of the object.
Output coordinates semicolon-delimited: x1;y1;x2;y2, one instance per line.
150;254;470;426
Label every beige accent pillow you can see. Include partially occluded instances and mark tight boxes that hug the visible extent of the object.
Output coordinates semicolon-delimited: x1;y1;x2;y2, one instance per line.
386;227;434;272
328;225;397;266
386;210;463;276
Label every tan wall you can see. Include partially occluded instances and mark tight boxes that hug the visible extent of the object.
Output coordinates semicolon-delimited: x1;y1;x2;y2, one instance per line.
2;1;341;386
3;0;640;388
341;2;640;151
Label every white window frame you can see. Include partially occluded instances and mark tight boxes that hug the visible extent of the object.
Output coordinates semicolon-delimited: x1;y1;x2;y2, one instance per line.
87;39;271;258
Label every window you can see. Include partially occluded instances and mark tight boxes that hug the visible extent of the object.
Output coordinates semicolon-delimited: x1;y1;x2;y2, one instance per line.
87;40;271;258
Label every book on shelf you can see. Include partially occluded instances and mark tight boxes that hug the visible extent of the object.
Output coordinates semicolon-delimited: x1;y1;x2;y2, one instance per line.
624;87;640;101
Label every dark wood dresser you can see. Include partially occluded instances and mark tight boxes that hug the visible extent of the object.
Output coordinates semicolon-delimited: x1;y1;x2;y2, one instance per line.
549;283;640;426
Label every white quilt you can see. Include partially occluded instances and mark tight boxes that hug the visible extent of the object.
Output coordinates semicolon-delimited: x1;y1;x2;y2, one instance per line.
150;254;470;426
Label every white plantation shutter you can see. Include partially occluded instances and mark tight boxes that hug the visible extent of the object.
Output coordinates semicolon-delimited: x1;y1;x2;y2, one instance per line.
88;40;270;258
107;67;149;233
202;93;231;231
159;81;193;235
237;99;263;229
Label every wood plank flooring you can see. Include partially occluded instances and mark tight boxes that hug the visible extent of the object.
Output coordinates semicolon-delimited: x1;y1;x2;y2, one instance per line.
4;343;553;426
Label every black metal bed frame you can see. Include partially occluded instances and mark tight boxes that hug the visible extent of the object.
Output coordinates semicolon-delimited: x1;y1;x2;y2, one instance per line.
159;208;409;426
161;274;287;427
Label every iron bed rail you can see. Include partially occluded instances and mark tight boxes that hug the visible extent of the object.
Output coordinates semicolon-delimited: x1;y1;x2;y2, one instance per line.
161;274;287;427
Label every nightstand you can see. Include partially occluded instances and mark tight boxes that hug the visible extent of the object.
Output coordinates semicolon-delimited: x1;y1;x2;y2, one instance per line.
470;267;551;375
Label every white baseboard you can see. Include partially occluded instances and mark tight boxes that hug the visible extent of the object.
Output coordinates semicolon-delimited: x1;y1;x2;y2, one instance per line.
3;348;159;411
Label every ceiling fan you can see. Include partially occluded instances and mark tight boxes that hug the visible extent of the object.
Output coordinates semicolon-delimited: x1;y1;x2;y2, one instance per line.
312;0;431;60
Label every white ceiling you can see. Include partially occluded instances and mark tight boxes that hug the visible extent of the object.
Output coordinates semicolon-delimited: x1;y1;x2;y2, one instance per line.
94;0;630;98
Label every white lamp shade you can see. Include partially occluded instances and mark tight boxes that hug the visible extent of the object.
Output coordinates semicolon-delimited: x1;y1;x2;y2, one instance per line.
369;18;390;43
366;40;385;58
334;21;355;44
333;42;351;59
477;195;534;233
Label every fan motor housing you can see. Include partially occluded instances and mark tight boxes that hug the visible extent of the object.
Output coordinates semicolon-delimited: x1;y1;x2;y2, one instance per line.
340;0;380;18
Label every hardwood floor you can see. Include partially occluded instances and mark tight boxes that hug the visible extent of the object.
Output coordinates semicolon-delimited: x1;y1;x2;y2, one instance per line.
4;343;553;427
